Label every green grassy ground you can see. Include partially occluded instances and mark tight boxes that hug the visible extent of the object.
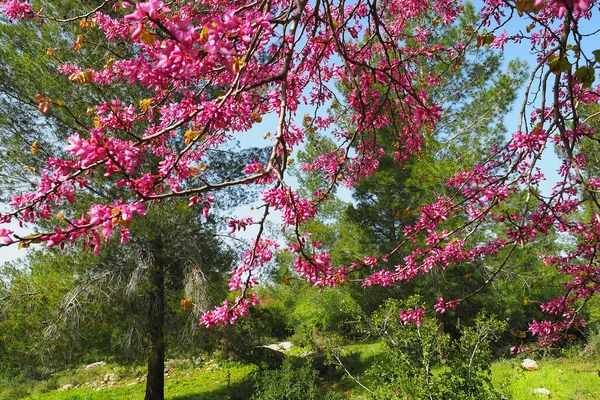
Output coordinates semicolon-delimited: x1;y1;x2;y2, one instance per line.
11;347;600;399
19;361;257;400
492;357;600;399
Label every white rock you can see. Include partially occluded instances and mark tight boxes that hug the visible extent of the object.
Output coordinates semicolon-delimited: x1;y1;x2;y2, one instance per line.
264;341;294;351
81;361;106;370
521;358;539;371
59;384;73;391
279;341;294;351
534;388;550;398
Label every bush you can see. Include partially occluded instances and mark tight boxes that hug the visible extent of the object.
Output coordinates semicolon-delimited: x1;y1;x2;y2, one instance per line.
580;327;600;359
251;357;334;400
366;297;506;400
290;287;363;348
0;386;29;400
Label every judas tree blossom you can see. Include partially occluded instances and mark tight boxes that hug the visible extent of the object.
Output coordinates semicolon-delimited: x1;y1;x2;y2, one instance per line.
433;298;461;314
399;308;426;328
0;0;599;344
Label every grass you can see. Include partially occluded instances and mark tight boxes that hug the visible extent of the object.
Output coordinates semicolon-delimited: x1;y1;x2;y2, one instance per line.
19;360;258;400
7;344;600;399
328;343;600;399
492;357;600;399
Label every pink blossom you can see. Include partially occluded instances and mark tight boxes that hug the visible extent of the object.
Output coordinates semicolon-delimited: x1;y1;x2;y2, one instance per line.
433;298;461;314
0;228;14;245
399;307;426;327
1;0;34;20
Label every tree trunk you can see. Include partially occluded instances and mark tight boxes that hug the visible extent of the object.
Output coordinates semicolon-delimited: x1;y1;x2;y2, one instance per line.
145;258;165;400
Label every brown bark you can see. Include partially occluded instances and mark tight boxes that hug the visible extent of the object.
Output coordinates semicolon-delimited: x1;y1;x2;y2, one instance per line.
145;257;165;400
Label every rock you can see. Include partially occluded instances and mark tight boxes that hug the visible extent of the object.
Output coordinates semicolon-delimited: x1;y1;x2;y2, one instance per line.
194;356;204;364
521;358;539;371
59;384;73;391
81;361;106;370
279;341;294;351
104;373;115;382
264;341;294;351
534;388;550;398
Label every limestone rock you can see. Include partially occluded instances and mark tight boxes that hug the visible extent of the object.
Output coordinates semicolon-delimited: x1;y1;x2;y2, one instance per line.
521;358;539;371
81;361;106;370
264;341;294;351
534;388;550;398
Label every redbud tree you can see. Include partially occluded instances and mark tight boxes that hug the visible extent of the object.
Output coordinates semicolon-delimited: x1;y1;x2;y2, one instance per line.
0;0;598;344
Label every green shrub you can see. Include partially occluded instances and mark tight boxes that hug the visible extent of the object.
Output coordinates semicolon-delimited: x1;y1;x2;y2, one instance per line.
290;287;363;349
366;297;506;400
33;376;58;394
580;327;600;359
251;357;335;400
0;385;29;399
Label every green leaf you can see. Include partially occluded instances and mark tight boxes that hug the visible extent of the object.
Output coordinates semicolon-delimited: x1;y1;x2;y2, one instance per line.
575;65;596;89
549;56;571;75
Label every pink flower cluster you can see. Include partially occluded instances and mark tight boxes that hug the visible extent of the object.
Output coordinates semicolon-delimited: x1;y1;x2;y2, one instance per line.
0;228;14;245
228;217;253;233
262;188;317;226
0;0;34;20
433;298;461;314
509;130;548;153
201;238;278;327
244;160;275;185
534;0;593;18
399;307;426;327
124;0;172;40
200;294;259;328
188;194;215;219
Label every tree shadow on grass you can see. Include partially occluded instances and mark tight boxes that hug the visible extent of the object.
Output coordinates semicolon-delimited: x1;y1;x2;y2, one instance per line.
169;376;255;400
